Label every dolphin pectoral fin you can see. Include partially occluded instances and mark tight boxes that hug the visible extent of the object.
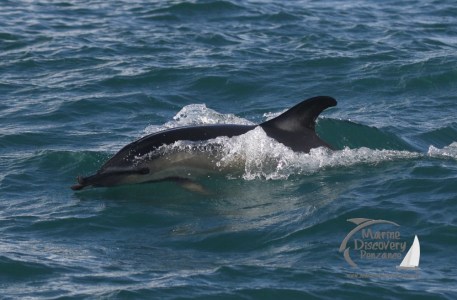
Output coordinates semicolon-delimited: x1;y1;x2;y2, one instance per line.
167;177;211;195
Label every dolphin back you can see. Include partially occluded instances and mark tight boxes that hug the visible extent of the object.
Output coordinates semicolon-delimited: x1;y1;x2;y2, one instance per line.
260;96;337;152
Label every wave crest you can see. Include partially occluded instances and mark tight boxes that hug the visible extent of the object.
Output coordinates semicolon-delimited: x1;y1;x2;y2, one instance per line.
428;142;457;160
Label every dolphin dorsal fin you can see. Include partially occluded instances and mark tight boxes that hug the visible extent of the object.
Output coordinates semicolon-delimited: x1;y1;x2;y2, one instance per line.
259;96;337;152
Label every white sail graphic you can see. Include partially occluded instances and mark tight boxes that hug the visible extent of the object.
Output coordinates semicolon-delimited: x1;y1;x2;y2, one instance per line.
398;235;420;269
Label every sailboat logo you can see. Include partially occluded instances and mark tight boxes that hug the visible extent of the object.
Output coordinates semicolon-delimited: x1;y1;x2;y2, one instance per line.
398;235;420;269
340;218;420;271
339;218;400;268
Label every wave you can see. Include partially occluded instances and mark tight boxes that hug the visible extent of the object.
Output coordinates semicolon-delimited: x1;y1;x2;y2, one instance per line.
415;122;457;150
147;1;243;17
0;255;54;278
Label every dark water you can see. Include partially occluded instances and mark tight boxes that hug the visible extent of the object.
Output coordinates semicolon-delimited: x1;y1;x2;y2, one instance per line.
1;0;457;299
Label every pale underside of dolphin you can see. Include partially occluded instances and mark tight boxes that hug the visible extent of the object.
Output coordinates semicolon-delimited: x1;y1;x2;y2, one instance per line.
71;96;337;191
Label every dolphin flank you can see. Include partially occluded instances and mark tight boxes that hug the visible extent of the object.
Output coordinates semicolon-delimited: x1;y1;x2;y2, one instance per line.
71;96;337;191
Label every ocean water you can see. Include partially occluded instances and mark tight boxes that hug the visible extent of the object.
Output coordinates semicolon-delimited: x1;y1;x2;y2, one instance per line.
1;0;457;299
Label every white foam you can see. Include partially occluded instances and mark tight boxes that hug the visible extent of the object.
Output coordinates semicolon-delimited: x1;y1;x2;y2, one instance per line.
428;142;457;160
214;127;421;180
262;109;285;121
144;104;254;135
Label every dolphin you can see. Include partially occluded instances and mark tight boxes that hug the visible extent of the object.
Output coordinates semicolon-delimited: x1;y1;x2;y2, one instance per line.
71;96;337;191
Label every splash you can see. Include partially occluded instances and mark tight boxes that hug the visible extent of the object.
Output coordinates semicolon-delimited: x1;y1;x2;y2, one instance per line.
428;142;457;160
213;127;420;180
144;104;254;135
141;104;424;180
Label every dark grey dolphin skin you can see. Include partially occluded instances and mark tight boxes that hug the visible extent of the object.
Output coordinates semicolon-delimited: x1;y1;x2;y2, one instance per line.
71;96;337;190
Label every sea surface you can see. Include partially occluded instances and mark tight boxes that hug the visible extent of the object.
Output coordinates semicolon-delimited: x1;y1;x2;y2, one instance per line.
1;0;457;299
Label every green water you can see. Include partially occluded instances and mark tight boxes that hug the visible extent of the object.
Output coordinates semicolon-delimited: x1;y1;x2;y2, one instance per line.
1;0;456;299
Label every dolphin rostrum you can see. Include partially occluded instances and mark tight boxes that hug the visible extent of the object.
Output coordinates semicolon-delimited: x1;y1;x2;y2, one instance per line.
71;96;337;191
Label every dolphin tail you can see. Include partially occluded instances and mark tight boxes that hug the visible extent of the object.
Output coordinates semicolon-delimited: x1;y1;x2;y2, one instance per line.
259;96;337;152
70;167;150;190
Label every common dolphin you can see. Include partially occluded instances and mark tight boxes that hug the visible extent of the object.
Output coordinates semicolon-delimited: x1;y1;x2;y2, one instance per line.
71;96;337;190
